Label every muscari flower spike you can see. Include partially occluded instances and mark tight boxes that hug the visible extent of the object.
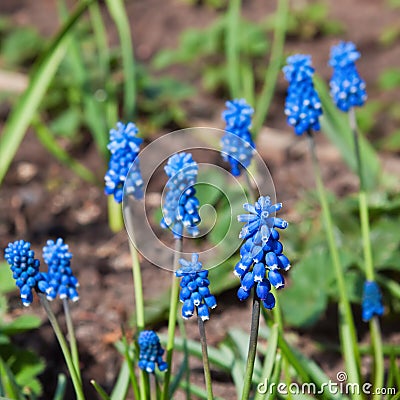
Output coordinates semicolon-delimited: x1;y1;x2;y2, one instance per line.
42;238;79;302
138;330;168;373
235;196;290;310
362;281;384;322
104;121;144;203
4;240;51;306
221;98;255;177
329;41;367;112
160;152;201;238
175;253;217;321
283;54;323;135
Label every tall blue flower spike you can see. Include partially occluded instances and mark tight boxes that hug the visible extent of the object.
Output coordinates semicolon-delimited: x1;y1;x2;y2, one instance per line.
43;238;79;302
235;196;290;310
104;121;144;203
4;240;51;306
329;41;367;112
160;152;201;238
138;330;168;373
362;281;384;322
221;99;255;176
283;55;323;135
175;253;217;321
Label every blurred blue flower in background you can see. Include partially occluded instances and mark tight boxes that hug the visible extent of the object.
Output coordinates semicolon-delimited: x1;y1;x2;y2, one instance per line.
104;122;144;203
235;196;290;310
4;240;51;306
138;330;168;373
221;98;255;176
283;55;322;135
362;281;384;322
161;152;200;238
176;253;217;321
43;238;79;302
329;41;367;112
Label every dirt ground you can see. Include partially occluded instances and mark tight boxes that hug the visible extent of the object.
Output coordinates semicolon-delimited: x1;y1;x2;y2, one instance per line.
0;0;399;399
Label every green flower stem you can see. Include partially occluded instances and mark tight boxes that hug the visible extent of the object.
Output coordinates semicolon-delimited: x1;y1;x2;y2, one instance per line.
108;197;124;233
253;0;289;138
38;294;85;400
349;108;384;399
161;238;183;400
241;292;261;400
62;299;81;383
306;130;362;390
197;314;214;400
226;0;241;98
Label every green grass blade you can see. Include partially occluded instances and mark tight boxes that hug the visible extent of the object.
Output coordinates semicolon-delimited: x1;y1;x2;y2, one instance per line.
0;0;94;186
226;0;241;98
91;380;111;400
314;76;381;190
110;361;130;400
32;116;99;185
105;0;136;119
253;0;289;137
52;374;67;400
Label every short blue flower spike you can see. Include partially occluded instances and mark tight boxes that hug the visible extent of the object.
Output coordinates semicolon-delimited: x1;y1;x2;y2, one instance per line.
161;152;201;238
42;238;79;302
329;41;367;112
221;99;255;176
176;254;217;321
104;122;144;203
283;55;323;135
4;240;51;306
362;281;384;322
138;330;168;373
235;196;290;309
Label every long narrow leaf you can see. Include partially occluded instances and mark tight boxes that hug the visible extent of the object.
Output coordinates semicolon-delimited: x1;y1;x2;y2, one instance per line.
110;361;130;400
314;76;380;190
52;374;67;400
0;0;94;185
105;0;136;119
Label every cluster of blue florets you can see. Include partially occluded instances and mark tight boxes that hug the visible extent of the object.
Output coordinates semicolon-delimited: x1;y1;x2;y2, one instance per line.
4;240;51;307
43;238;79;302
104;122;144;203
137;330;168;373
283;55;323;135
160;152;200;238
362;281;384;322
234;197;290;310
176;253;217;321
221;99;255;176
329;41;367;112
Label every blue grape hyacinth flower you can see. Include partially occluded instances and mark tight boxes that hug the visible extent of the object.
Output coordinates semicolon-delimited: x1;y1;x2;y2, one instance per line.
362;281;384;322
235;196;290;310
329;41;367;112
138;330;168;373
221;99;255;176
160;152;201;238
43;238;79;302
283;55;323;135
4;240;51;306
176;253;217;321
104;122;144;203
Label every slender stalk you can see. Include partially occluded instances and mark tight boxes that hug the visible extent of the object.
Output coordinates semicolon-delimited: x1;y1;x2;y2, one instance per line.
349;108;384;399
38;294;84;400
226;0;241;98
161;238;183;400
244;169;256;204
241;292;261;400
306;130;361;391
253;0;289;137
62;299;81;383
108;197;124;232
197;314;214;400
